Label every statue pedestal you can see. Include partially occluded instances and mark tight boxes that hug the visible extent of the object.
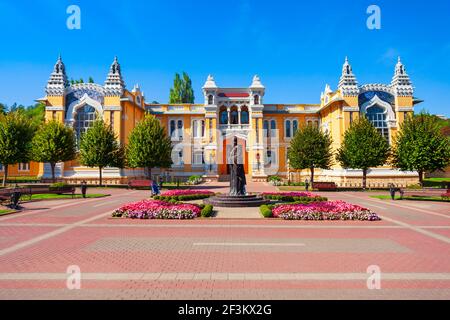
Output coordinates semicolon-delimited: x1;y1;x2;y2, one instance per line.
204;194;269;208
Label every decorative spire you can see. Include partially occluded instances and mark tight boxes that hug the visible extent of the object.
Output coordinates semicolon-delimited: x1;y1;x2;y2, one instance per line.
202;74;218;89
104;56;125;96
250;75;264;89
391;56;413;96
45;55;69;96
338;57;359;96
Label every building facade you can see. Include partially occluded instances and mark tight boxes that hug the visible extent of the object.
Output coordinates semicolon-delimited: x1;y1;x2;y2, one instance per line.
1;56;422;187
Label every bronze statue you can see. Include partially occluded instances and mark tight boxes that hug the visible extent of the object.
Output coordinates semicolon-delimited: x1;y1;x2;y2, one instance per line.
228;137;247;196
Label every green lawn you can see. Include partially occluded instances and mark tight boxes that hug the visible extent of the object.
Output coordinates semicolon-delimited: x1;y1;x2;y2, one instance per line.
277;186;307;191
371;195;450;202
21;193;109;201
0;209;16;216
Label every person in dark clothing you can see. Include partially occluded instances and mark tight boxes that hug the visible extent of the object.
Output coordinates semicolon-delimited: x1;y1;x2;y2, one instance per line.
80;180;88;198
305;178;310;191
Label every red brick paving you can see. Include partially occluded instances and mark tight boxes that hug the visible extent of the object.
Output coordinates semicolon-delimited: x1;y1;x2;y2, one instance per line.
0;185;449;299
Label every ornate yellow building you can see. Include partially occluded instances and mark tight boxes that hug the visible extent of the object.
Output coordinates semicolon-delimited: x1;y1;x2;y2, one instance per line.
1;56;423;187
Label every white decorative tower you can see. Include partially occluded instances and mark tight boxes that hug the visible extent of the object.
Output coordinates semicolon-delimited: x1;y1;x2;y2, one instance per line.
249;75;265;105
202;74;218;106
45;55;69;96
104;56;125;96
391;57;414;97
338;57;359;96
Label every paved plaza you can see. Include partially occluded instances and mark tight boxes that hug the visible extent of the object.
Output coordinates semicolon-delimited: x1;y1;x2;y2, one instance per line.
0;183;449;300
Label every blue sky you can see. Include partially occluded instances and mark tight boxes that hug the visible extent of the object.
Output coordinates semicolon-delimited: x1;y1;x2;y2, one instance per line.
0;0;449;116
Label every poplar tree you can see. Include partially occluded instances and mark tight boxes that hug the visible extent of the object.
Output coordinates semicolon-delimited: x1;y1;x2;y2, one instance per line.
336;117;390;189
392;112;450;186
79;119;123;186
169;72;195;103
288;124;333;185
31;121;77;182
126;115;173;179
0;112;35;186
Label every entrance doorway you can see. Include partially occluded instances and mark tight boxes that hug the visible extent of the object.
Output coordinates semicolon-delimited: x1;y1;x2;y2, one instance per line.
219;137;249;176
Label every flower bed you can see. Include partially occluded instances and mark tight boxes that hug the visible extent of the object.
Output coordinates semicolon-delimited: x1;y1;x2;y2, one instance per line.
261;192;327;203
154;189;215;201
272;201;381;221
112;200;201;219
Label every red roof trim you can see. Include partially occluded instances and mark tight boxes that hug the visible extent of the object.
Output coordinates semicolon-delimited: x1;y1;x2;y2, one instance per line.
218;93;249;98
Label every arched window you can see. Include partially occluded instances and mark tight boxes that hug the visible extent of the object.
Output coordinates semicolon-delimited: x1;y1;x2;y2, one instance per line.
254;95;259;105
177;120;183;140
270;120;276;138
170;120;176;137
241;106;249;124
366;106;389;141
263;120;269;137
230;107;238;124
208;95;213;105
285;120;291;138
219;107;228;124
74;105;96;144
293;120;298;135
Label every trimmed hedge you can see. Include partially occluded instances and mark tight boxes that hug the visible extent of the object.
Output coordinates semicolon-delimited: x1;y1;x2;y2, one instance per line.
201;204;214;218
153;194;212;201
259;205;273;218
263;195;328;203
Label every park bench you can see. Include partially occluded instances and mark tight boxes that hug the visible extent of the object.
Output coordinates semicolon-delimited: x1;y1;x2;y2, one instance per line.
312;182;337;191
21;185;76;200
0;188;23;208
128;179;152;189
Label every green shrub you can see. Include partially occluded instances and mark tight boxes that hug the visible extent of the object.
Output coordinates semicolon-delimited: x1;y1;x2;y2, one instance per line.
201;204;214;217
260;205;273;218
187;175;202;185
49;182;71;192
268;176;282;186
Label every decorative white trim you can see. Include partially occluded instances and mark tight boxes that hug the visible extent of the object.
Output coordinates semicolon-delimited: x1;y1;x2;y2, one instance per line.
45;106;64;111
66;93;104;122
361;95;395;122
343;106;359;112
104;106;122;111
397;107;414;112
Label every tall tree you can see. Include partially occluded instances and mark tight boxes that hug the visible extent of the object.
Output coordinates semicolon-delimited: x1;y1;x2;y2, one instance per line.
0;103;7;115
336;117;390;189
88;77;94;83
392;112;450;186
79;119;123;186
0;112;35;186
31;121;77;182
288;124;333;185
169;72;194;103
181;72;195;103
126;115;172;179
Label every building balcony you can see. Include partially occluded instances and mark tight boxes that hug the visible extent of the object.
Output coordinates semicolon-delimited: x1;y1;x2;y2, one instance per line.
219;124;250;130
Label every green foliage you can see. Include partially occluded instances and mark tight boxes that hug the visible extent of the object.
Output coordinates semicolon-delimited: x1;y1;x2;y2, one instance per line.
49;182;71;190
259;205;273;218
392;112;450;185
187;175;202;185
169;72;195;103
31;121;77;181
268;176;282;186
0;112;35;186
288;124;333;183
336;117;390;189
79;119;123;186
201;204;214;218
126;115;172;178
88;77;94;83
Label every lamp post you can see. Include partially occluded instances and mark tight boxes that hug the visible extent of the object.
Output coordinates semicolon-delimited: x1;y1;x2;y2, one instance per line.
256;153;261;171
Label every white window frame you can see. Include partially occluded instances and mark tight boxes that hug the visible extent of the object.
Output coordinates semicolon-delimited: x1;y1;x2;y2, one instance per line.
18;162;30;172
284;118;299;139
169;118;184;141
191;118;205;139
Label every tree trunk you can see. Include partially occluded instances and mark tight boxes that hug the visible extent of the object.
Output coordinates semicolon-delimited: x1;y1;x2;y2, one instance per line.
362;168;367;190
146;167;152;180
99;166;103;187
418;170;424;188
310;167;315;186
2;164;8;187
50;163;56;183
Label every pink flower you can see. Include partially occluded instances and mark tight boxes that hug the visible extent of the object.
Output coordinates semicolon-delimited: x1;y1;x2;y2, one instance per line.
272;200;381;221
113;200;201;219
261;192;321;198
